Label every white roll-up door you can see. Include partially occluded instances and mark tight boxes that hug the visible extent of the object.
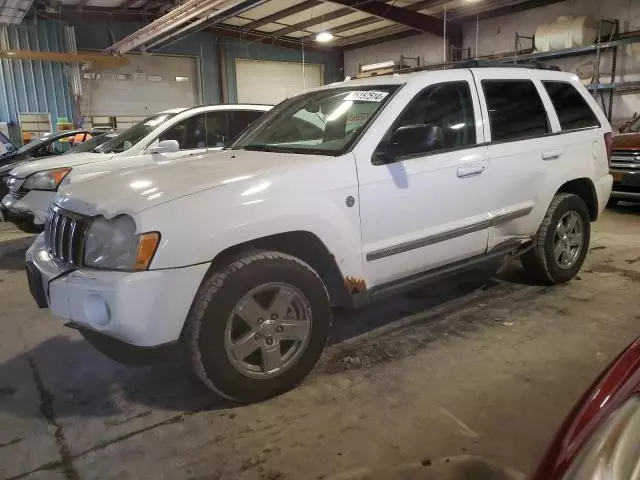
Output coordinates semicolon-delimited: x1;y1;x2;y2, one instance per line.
83;54;199;118
235;59;323;104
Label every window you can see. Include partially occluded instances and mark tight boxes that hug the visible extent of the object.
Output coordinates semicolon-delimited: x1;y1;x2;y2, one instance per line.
159;112;228;150
229;110;265;140
543;81;600;131
482;80;549;142
231;85;398;156
379;81;476;159
95;113;176;154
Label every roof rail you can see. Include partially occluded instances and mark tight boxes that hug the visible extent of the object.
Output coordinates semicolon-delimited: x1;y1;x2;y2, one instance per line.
389;58;562;76
456;60;561;71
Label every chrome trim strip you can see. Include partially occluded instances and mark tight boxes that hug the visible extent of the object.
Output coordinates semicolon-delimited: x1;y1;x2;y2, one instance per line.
492;206;533;226
366;206;533;261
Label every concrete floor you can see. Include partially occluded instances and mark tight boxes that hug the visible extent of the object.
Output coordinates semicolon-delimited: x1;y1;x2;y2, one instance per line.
1;206;640;480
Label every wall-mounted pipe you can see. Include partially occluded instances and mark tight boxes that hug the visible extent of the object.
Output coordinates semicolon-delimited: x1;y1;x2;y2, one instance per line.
146;0;267;51
105;0;266;54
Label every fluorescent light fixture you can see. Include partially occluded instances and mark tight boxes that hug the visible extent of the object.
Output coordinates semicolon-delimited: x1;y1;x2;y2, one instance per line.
360;60;396;72
316;32;334;43
450;123;466;130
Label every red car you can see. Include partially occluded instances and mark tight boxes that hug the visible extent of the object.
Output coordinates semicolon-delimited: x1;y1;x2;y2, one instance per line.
609;116;640;205
533;336;640;479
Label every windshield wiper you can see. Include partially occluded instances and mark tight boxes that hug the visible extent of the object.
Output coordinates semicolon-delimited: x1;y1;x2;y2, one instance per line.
240;144;290;153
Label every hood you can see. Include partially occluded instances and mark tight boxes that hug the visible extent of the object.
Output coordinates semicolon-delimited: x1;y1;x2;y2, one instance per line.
0;158;31;176
9;151;109;178
612;132;640;151
55;149;328;218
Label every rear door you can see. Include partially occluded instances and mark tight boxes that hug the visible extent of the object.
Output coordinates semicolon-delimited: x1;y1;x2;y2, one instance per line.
473;70;561;248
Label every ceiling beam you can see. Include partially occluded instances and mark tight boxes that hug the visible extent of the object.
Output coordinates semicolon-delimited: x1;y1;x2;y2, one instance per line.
456;0;566;22
299;0;451;41
272;7;353;36
341;28;417;50
211;26;334;52
328;0;459;39
243;0;322;30
340;0;566;50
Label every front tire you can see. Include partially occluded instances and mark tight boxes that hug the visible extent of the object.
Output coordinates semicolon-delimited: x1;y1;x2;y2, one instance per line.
521;193;590;284
184;251;332;403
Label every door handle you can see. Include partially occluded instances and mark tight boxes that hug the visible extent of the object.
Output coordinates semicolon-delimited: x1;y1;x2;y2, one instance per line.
457;163;485;178
542;150;563;160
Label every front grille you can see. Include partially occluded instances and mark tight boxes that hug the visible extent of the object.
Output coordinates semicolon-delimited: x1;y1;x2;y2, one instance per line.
7;190;27;201
611;150;640;171
44;205;90;265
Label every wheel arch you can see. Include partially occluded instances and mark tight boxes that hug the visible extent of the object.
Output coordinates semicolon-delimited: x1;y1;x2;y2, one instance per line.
206;230;353;308
557;178;598;221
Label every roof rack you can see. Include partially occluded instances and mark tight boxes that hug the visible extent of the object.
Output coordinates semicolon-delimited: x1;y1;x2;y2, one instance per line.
391;58;561;75
455;60;561;71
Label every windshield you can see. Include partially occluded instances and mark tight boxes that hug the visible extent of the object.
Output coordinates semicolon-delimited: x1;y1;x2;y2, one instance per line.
67;132;117;154
0;131;17;157
16;134;52;154
231;85;399;156
93;113;176;154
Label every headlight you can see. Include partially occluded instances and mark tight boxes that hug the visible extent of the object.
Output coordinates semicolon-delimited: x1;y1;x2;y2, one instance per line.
23;168;71;191
83;215;160;271
563;396;640;479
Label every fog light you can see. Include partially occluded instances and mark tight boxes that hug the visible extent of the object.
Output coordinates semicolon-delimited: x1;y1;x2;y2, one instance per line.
84;294;112;326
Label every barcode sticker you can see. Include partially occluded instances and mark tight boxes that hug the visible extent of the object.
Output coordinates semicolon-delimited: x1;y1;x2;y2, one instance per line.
344;91;389;102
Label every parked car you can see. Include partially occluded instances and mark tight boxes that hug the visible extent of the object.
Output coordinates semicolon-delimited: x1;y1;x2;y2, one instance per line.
532;335;640;480
25;67;612;402
609;114;640;205
0;131;119;226
1;129;97;165
3;104;271;231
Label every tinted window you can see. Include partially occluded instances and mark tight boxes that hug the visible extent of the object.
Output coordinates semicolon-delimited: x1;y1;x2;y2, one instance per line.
380;81;476;158
160;112;227;150
483;80;549;142
229;110;264;140
543;81;600;130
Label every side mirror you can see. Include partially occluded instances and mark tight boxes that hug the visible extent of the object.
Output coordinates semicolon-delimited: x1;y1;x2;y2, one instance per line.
374;124;444;164
147;139;179;155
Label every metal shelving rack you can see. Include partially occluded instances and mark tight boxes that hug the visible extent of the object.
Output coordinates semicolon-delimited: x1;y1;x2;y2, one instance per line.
392;18;640;122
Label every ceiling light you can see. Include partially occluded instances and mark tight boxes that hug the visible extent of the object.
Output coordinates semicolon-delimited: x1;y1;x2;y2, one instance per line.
316;32;334;43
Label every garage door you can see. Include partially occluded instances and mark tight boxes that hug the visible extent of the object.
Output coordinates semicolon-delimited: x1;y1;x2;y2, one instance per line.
235;59;323;104
83;54;199;118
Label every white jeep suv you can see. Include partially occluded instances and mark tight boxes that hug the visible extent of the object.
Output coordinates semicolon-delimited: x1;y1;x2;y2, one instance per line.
25;67;613;402
3;104;271;231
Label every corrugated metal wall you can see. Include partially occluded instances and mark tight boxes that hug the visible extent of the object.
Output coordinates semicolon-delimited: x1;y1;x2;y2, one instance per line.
0;19;75;128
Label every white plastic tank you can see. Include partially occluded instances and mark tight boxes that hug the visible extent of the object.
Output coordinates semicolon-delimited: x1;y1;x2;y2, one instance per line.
535;16;598;51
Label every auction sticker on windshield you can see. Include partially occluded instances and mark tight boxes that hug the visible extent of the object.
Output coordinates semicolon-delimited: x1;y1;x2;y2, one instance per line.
344;91;389;102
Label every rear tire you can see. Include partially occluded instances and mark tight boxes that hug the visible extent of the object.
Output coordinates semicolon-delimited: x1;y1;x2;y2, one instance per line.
184;251;332;403
521;193;590;285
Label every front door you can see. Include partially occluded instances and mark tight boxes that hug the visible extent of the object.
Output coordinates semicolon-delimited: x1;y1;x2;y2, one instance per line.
356;70;491;288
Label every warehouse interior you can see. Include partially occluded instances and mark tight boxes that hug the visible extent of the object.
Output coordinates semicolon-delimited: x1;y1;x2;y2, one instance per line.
1;0;640;479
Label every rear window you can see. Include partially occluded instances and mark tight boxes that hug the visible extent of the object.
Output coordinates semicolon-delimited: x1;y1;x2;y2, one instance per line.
542;81;600;131
482;80;549;142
